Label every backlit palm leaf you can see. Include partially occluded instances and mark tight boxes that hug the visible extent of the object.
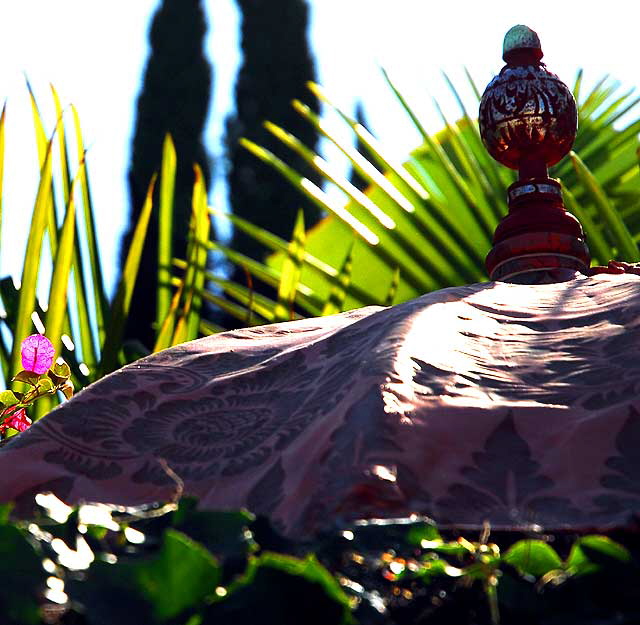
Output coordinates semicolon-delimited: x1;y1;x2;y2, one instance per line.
211;72;639;322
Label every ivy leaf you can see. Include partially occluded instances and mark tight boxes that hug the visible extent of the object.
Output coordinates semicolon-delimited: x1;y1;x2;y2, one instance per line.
203;552;352;625
406;521;441;547
503;540;562;577
0;525;47;624
566;535;631;576
172;498;256;563
68;529;220;624
0;503;12;524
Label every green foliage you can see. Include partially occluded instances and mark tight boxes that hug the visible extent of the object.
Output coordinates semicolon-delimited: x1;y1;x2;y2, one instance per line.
503;540;563;577
349;103;376;192
154;164;212;351
70;529;221;624
5;495;640;624
0;87;209;410
4;496;353;624
211;73;640;323
0;520;46;624
2;69;639;399
0;88;112;392
1;64;639;624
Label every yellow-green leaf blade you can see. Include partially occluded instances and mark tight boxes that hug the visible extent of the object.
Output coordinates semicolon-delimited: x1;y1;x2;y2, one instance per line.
570;151;639;261
275;210;306;322
45;173;80;359
321;242;354;316
157;134;176;333
99;175;156;375
0;102;6;256
72;105;108;345
11;135;56;375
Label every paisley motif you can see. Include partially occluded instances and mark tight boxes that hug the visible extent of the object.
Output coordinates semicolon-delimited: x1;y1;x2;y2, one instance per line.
0;276;639;537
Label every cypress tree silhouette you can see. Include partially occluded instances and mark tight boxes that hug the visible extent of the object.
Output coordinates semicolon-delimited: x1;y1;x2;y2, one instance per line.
226;0;321;278
122;0;213;350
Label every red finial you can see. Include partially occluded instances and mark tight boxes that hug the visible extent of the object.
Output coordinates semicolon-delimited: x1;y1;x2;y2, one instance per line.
480;25;590;282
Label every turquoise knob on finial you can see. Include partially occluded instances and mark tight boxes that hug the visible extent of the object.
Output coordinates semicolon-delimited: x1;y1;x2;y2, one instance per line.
502;24;543;64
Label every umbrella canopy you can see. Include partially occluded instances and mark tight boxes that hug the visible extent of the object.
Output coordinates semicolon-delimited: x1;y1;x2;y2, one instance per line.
2;25;638;538
2;272;640;536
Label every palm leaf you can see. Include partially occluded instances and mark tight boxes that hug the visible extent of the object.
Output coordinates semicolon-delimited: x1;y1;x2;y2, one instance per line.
210;208;379;306
10;128;56;376
25;80;59;256
157;134;176;331
35;167;80;419
0;103;7;375
50;88;97;372
383;267;401;307
171;165;210;345
570;151;639;261
321;242;354;316
0;102;6;258
72;104;108;348
214;71;639;324
98;175;156;376
274;210;306;322
44;168;80;359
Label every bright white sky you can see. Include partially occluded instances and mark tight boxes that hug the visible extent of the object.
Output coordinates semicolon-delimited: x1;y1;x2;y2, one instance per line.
0;0;637;293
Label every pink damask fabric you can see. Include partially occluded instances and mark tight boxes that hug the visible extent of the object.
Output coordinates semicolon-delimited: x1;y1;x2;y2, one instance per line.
2;273;640;537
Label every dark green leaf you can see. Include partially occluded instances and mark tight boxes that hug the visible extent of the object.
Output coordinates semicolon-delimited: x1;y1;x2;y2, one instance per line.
0;525;46;624
405;521;441;546
0;503;11;523
172;497;256;560
566;535;631;576
203;552;352;625
503;540;562;577
69;529;220;624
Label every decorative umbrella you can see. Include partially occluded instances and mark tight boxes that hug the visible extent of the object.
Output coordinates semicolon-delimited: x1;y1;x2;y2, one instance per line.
2;26;639;538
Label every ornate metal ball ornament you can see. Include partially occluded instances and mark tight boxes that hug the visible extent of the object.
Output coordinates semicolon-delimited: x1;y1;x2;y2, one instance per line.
479;25;577;174
480;25;591;282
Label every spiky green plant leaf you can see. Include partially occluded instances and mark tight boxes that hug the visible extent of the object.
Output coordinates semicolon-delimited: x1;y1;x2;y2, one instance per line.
98;175;156;376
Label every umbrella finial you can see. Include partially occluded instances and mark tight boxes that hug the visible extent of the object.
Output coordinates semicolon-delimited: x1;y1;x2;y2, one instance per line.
502;24;543;65
480;26;590;282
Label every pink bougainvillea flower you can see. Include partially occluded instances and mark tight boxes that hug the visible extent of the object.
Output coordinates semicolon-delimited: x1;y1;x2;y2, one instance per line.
21;334;55;374
1;407;31;433
0;407;32;435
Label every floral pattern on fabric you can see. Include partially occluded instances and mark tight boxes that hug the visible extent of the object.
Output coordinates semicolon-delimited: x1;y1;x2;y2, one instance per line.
1;276;640;536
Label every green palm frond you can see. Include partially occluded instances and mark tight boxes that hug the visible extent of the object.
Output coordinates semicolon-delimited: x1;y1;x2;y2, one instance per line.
3;70;638;409
210;72;639;323
0;88;196;413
